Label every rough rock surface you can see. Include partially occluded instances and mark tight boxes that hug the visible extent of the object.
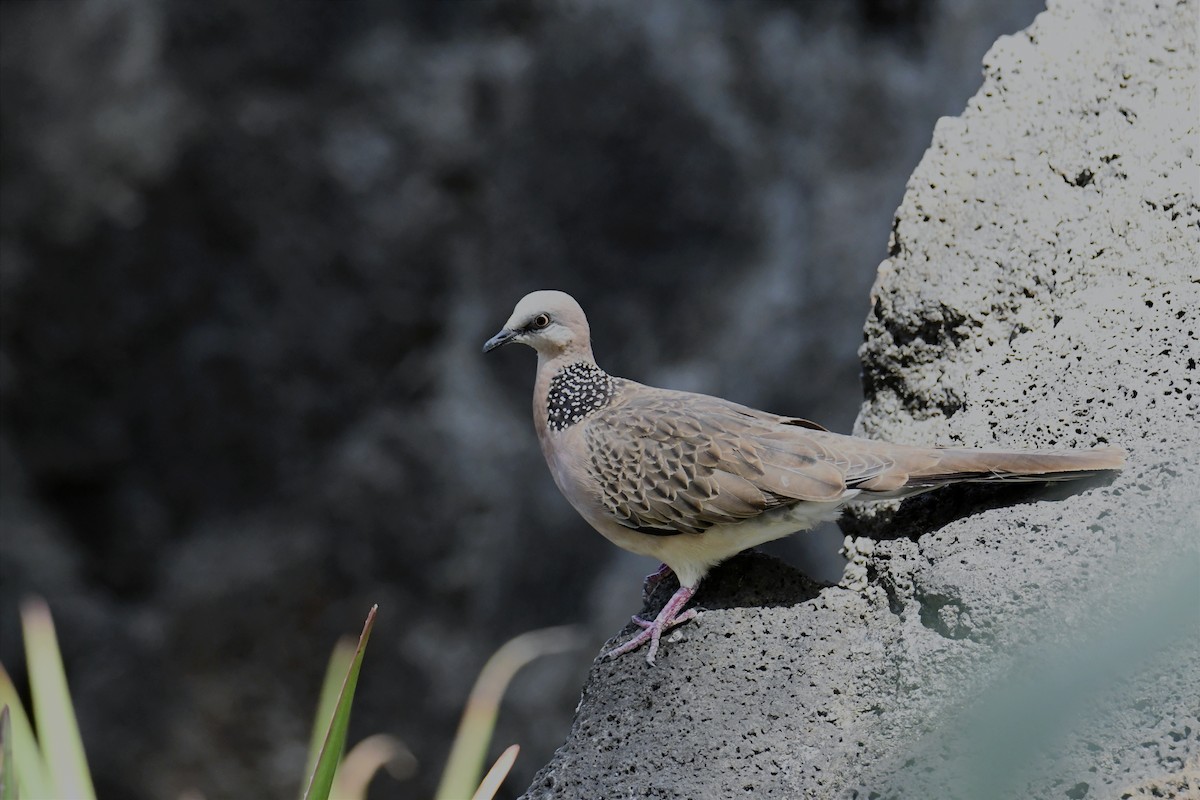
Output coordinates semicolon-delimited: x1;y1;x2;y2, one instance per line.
522;0;1199;797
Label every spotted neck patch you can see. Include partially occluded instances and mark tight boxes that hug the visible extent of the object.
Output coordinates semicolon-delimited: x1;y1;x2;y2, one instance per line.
547;361;616;431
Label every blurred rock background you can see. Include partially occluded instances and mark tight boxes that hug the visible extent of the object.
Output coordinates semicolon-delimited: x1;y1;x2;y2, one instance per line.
0;0;1042;797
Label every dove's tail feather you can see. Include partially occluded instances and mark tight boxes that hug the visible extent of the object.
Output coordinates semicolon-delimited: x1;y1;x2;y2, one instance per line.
901;446;1126;489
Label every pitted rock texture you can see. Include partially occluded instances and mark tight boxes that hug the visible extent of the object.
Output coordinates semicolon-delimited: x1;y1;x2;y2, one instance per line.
522;0;1199;797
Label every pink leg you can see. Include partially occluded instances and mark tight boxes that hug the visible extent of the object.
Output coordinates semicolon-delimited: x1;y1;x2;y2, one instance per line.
604;584;698;665
642;562;673;603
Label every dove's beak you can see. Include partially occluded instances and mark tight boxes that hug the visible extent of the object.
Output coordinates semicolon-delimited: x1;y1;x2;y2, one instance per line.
483;328;516;353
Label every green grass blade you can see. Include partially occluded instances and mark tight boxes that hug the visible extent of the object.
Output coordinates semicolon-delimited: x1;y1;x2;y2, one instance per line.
434;625;582;800
300;636;356;793
1;706;17;800
21;599;96;800
301;605;378;800
0;663;50;800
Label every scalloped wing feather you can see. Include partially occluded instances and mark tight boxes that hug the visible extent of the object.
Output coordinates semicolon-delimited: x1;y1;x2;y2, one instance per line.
582;387;891;534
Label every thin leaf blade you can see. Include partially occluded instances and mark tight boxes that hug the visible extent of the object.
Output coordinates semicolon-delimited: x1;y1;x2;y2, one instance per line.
302;605;378;800
469;744;519;800
434;625;582;800
1;706;17;800
301;636;356;792
0;663;51;800
21;599;96;800
330;733;416;800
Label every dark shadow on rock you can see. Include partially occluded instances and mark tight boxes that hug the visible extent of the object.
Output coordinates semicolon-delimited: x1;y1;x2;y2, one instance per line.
841;470;1122;541
635;550;827;623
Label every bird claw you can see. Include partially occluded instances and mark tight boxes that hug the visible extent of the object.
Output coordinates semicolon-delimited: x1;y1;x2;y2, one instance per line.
605;585;698;665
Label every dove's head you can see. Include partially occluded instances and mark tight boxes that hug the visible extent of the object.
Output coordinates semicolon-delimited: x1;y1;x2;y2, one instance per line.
483;290;594;360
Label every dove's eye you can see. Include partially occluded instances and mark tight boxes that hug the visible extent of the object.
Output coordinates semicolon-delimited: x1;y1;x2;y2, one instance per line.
532;313;551;329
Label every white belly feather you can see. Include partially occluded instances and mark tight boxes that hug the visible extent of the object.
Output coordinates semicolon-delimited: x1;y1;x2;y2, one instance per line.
588;496;856;588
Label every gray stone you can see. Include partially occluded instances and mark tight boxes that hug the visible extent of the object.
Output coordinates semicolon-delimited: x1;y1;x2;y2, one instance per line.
522;0;1199;796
